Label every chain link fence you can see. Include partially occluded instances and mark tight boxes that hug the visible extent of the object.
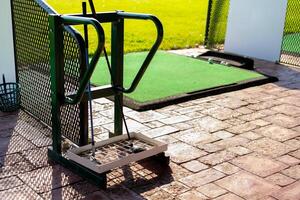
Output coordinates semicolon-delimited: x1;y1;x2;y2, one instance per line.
205;0;230;49
280;0;300;66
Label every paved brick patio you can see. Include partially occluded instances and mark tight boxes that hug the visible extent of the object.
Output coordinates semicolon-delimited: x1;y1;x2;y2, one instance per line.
0;48;299;199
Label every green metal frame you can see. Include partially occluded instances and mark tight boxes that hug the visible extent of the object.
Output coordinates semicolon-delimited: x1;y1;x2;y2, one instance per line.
48;11;163;187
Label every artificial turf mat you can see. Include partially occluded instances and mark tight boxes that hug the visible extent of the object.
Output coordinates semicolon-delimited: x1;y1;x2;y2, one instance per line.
282;33;300;55
91;51;272;109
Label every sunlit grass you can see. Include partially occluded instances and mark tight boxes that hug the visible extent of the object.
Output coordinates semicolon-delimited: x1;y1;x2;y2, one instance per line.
47;0;209;54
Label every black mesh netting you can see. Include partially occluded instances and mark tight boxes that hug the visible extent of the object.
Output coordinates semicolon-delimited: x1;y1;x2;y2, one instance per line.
280;0;300;66
11;0;88;145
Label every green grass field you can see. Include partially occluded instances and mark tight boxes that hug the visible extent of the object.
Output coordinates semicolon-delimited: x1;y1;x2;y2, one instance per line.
46;0;299;54
47;0;209;54
91;51;264;103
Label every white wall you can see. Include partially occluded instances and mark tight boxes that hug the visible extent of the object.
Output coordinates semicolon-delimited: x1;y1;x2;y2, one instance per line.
224;0;287;62
0;0;16;83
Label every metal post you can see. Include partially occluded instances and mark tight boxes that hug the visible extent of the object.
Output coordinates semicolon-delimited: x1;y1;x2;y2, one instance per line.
79;1;89;147
111;17;124;137
49;15;65;154
204;0;213;46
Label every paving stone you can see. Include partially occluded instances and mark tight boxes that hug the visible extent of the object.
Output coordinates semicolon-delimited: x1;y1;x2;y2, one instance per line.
161;181;190;195
271;181;300;200
179;168;225;187
215;171;280;199
227;122;258;134
105;185;144;200
0;154;35;178
0;153;23;166
199;150;236;166
282;165;300;179
181;160;208;173
0;185;43;200
0;135;36;156
30;136;52;148
240;131;263;140
126;110;167;123
144;126;179;138
246;138;294;158
167;142;207;164
283;139;300;151
235;107;254;115
289;149;300;159
189;116;230;133
22;147;53;168
144;121;165;129
214;136;249;149
271;104;300;116
171;129;219;145
130;183;161;199
177;190;208;200
212;131;234;139
159;115;191;125
213;162;241;175
257;109;278;117
265;173;295;186
0;176;23;191
201;107;241;121
184;111;204;119
147;189;175;200
167;163;193;181
198;143;223;153
41;181;99;200
155;135;178;144
251;119;271;127
18;165;82;193
172;122;193;131
231;154;288;177
264;114;300;128
247;101;279;111
213;98;248;109
103;119;150;133
277;96;300;106
239;112;266;122
293;126;300;133
196;183;227;198
92;115;113;126
227;146;251;156
276;155;300;166
255;125;300;142
176;106;203;114
224;118;246;126
214;193;244;200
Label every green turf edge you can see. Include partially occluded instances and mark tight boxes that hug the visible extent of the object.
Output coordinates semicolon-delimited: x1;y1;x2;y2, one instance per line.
91;51;265;103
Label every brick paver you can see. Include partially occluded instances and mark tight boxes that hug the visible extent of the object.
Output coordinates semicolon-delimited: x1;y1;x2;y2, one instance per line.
0;48;299;199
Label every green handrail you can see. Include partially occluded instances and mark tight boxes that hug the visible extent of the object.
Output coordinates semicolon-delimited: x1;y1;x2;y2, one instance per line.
116;12;164;94
62;16;105;105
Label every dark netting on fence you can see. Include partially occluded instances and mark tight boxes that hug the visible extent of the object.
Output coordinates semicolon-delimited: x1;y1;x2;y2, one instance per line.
280;0;300;66
11;0;88;145
205;0;230;48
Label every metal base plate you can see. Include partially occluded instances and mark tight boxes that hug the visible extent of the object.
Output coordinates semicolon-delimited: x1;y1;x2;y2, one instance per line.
66;132;168;174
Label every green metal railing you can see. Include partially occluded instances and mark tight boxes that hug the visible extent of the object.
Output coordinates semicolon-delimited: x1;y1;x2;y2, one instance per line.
61;16;105;105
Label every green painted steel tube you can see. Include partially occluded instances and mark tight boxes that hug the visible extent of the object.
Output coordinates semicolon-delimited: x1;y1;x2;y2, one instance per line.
116;12;164;94
62;16;105;105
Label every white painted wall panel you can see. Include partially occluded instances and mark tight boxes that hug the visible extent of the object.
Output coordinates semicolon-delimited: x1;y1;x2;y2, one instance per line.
224;0;287;62
0;0;16;83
